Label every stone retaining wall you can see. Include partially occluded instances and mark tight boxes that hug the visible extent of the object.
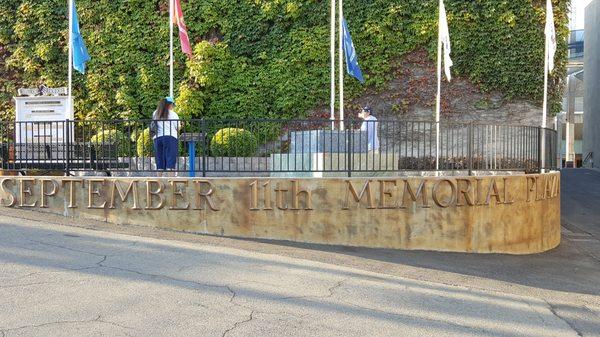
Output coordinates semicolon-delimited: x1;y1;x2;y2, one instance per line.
0;173;560;254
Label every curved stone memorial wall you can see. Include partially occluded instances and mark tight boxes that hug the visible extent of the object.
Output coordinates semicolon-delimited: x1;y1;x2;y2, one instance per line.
0;173;560;254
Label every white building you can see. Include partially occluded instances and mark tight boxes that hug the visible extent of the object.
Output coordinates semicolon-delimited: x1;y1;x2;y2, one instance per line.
557;0;591;167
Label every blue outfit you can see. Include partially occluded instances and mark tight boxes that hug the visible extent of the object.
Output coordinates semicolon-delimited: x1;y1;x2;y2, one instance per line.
154;136;178;170
152;110;180;170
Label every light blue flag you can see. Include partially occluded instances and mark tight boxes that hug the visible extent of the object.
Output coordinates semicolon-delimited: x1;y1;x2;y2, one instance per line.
71;0;90;74
342;17;365;84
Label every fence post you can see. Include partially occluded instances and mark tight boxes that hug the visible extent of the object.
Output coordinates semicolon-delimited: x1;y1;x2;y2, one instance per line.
468;122;473;176
201;118;207;177
347;121;352;178
0;122;5;170
65;119;71;176
188;141;196;178
537;127;543;173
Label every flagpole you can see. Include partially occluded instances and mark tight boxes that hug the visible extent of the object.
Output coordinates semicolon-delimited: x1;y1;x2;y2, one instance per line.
169;0;174;98
338;0;344;130
330;0;336;130
541;9;549;173
435;0;442;173
68;0;73;118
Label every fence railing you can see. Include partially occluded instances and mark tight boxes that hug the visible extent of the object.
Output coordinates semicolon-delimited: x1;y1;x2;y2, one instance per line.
0;119;557;176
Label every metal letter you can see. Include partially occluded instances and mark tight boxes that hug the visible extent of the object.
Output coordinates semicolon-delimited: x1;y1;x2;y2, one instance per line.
456;178;475;206
193;180;219;211
485;179;502;206
0;178;16;207
400;179;430;208
145;180;165;210
40;179;59;208
502;178;515;204
432;179;457;208
19;178;37;208
343;180;376;210
169;180;190;210
62;179;84;208
249;180;259;210
291;180;313;210
275;184;289;210
87;179;107;209
378;180;397;209
262;180;273;210
109;180;140;210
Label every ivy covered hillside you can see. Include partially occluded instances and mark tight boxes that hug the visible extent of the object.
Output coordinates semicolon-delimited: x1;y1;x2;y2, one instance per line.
0;0;569;121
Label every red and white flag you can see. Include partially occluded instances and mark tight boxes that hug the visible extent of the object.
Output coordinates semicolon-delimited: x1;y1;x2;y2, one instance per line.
173;0;192;58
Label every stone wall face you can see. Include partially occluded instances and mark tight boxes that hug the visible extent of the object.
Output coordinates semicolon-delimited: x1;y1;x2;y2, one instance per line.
0;173;560;254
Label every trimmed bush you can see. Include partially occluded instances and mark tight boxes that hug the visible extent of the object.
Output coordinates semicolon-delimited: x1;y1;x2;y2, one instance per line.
210;128;257;157
89;129;129;157
136;128;154;157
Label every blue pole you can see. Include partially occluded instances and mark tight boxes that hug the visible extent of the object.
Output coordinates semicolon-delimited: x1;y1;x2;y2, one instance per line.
188;141;196;177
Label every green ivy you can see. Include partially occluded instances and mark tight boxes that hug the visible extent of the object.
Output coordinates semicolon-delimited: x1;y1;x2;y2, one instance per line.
0;0;569;121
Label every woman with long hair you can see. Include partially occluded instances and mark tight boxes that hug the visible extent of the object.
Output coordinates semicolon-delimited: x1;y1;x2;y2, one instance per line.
152;97;180;176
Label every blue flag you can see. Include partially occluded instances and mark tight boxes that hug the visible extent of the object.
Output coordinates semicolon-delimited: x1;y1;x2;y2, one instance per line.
71;0;90;74
342;17;365;84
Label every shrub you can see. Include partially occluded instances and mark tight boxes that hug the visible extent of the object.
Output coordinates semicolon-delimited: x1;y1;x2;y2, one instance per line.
136;128;154;157
129;128;144;143
89;129;129;157
210;128;257;157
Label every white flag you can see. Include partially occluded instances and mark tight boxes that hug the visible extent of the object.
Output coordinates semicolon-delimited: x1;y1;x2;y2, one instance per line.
439;0;453;81
545;0;557;73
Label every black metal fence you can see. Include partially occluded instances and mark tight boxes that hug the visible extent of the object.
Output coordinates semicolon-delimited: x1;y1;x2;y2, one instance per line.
0;119;557;176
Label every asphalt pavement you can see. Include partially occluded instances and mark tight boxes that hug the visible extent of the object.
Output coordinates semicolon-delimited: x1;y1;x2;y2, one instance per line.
0;169;599;337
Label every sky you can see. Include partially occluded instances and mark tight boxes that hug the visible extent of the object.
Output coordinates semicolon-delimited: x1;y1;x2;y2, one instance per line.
571;0;594;30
